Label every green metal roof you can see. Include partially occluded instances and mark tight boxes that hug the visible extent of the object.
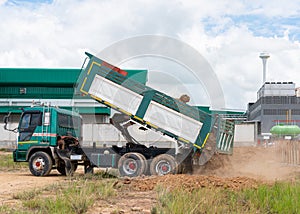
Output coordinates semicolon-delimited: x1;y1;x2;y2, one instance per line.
0;67;147;115
0;68;79;86
0;68;148;99
0;68;147;85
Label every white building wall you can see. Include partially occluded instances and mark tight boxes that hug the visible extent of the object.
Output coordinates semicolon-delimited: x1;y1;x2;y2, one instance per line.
234;123;256;147
0;122;18;148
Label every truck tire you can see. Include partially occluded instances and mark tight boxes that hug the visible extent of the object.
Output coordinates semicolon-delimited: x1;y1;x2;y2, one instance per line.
29;151;53;176
135;153;149;175
118;152;146;177
150;154;177;176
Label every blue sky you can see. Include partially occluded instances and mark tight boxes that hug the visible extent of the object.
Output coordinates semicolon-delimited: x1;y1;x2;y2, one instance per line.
202;15;300;40
1;0;300;110
228;15;300;39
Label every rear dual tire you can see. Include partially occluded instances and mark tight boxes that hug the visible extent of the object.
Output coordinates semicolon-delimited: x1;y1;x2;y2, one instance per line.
149;154;178;176
118;153;179;177
118;152;148;177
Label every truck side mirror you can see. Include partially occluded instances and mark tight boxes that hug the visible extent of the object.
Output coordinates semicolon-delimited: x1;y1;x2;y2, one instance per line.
3;114;9;124
3;112;17;133
3;112;11;130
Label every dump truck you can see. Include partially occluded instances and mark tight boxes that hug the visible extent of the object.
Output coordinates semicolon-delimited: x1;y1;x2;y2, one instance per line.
4;52;235;177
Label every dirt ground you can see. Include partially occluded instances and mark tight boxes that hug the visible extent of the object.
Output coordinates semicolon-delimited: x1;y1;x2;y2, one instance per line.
0;146;299;213
195;146;300;181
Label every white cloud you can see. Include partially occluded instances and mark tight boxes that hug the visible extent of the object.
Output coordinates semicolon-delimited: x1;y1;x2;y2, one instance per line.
1;0;300;110
179;22;300;109
0;0;6;6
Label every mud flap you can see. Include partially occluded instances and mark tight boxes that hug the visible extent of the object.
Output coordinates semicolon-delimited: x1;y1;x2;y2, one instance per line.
55;149;75;176
84;163;94;174
198;126;217;165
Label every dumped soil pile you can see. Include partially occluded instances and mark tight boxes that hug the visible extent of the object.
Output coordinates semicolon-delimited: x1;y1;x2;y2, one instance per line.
118;174;261;192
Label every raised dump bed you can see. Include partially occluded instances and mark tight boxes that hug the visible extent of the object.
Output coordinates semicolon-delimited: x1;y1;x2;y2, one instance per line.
77;53;234;150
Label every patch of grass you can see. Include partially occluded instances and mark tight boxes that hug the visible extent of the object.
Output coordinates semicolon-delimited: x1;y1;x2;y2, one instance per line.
0;205;11;213
42;182;64;192
152;181;300;214
0;205;27;214
22;188;94;214
13;189;41;200
243;181;300;213
11;174;117;214
0;153;27;170
153;186;247;213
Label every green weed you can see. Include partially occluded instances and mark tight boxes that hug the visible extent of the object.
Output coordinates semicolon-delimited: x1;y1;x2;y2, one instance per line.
0;153;26;170
243;181;300;213
0;205;10;213
13;189;41;200
153;181;300;214
12;175;117;214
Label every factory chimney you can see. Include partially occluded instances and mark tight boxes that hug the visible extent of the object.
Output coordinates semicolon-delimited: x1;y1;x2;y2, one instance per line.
259;52;270;84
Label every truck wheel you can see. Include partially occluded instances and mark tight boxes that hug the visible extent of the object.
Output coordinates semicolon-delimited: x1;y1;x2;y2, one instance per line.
29;151;53;176
150;154;177;176
135;153;149;175
118;152;146;177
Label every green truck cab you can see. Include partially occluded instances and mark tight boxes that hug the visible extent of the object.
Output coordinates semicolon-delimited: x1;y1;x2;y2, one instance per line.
5;105;85;176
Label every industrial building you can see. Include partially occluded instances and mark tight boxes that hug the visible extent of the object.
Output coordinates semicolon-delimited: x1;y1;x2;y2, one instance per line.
246;53;300;141
247;82;300;135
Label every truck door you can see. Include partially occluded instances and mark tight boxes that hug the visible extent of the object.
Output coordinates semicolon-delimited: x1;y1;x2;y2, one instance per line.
19;111;42;141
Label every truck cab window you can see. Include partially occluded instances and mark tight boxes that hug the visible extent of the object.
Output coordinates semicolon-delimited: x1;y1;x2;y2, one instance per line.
31;113;42;126
20;113;42;129
19;112;42;141
20;114;31;129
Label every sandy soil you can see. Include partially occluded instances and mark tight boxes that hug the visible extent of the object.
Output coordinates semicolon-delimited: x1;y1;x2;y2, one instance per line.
0;168;63;207
0;146;299;213
195;146;299;181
